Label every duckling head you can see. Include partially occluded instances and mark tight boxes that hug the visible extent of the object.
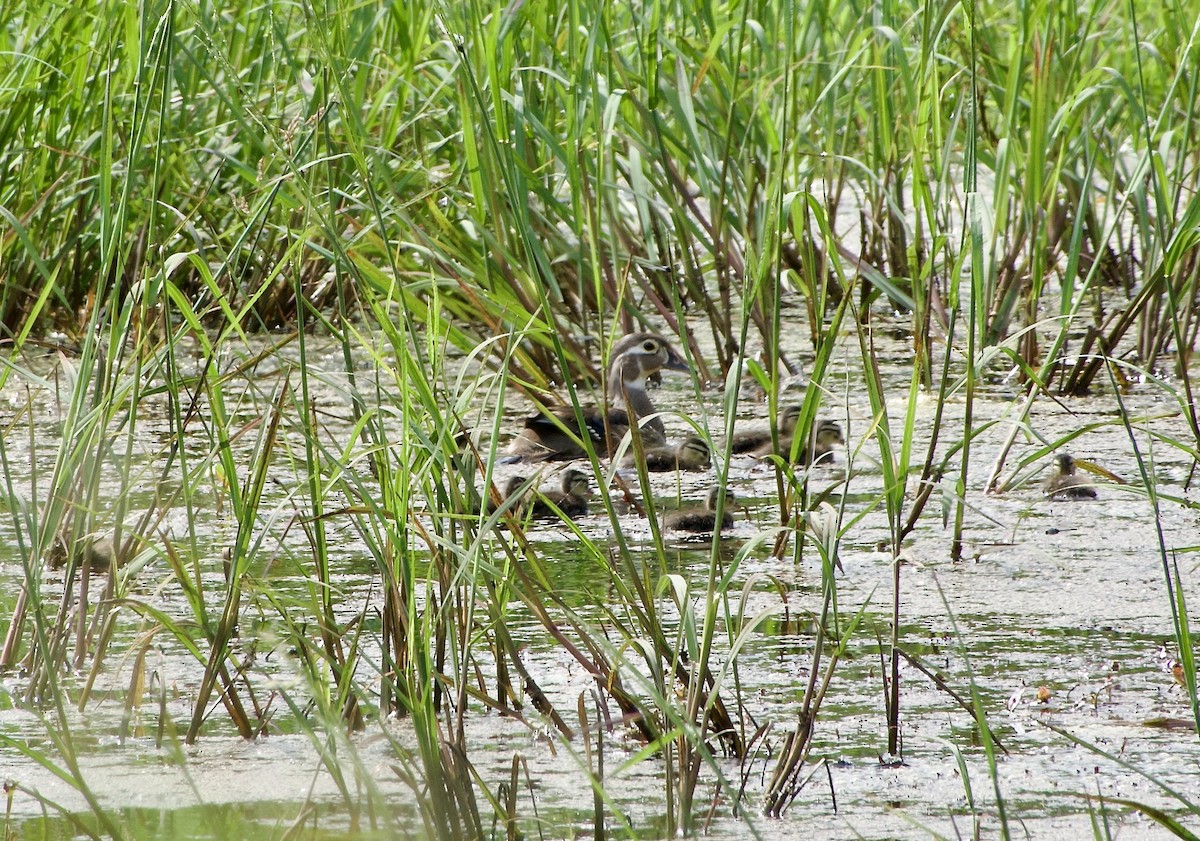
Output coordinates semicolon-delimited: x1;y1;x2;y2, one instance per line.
779;404;803;434
706;486;736;511
502;475;529;499
815;419;845;448
678;436;712;469
560;467;594;497
1052;453;1077;475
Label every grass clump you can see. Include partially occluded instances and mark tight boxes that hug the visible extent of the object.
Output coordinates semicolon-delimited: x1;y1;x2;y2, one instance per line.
1;0;1199;838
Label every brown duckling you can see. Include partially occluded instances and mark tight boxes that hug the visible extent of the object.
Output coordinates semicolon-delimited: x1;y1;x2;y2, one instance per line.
1043;454;1097;499
632;435;712;472
733;408;844;464
481;475;530;516
84;538;116;572
530;468;593;519
730;405;802;454
662;487;736;534
45;534;116;572
768;418;844;464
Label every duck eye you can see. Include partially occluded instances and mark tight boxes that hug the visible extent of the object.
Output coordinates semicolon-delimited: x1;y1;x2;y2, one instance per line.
642;340;656;352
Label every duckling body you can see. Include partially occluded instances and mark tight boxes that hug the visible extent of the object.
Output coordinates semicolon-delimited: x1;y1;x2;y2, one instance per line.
530;468;593;519
45;535;116;572
762;418;844;464
84;538;116;572
483;475;530;516
662;488;735;534
505;334;688;462
785;419;845;465
1043;454;1097;499
632;436;712;472
732;408;844;464
730;405;801;454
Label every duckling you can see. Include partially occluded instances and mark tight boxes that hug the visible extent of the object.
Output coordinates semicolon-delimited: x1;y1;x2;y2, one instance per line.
785;419;845;465
632;435;712;472
529;468;593;519
730;405;802;454
735;410;844;464
45;534;116;572
1043;454;1097;499
482;475;530;516
505;333;689;462
83;538;116;572
662;487;736;534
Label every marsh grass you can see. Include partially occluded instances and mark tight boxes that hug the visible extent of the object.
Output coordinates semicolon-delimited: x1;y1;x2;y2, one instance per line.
2;0;1200;837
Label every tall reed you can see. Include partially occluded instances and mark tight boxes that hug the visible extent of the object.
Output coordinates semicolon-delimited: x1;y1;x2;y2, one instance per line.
2;0;1200;836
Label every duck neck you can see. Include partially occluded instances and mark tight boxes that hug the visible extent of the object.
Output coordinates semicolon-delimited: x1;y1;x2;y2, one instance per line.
607;357;663;434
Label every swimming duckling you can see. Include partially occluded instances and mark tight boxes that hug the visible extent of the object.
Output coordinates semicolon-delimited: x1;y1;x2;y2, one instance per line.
529;467;593;519
482;475;530;516
662;487;736;534
83;538;116;572
786;419;845;465
633;435;712;472
735;410;844;464
730;405;802;454
45;534;117;572
505;333;689;462
1043;454;1098;499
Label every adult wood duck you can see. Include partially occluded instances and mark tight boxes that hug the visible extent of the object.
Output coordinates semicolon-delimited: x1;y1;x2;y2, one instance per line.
505;333;689;462
662;487;736;533
631;435;712;472
1043;454;1098;499
529;468;593;518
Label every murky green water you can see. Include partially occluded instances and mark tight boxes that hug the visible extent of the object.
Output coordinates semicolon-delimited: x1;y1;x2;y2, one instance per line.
1;322;1198;840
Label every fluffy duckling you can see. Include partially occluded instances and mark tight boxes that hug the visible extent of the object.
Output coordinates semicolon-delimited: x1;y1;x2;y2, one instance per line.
730;405;802;454
83;538;116;572
482;475;530;516
530;468;593;519
734;409;844;465
632;435;712;472
1043;454;1098;499
730;405;844;463
45;535;116;572
505;333;689;462
765;418;844;464
792;419;846;465
662;487;736;534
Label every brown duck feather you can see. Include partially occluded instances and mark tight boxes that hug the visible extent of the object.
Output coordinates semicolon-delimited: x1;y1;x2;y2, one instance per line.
1043;454;1098;499
505;333;688;462
662;487;736;533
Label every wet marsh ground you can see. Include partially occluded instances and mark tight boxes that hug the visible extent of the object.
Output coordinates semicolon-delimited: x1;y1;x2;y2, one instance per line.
1;314;1197;840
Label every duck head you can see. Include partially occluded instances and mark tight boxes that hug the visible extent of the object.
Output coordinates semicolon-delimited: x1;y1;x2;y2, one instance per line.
560;467;594;497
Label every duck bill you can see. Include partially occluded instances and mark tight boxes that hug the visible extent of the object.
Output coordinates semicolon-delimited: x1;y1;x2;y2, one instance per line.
664;348;691;372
